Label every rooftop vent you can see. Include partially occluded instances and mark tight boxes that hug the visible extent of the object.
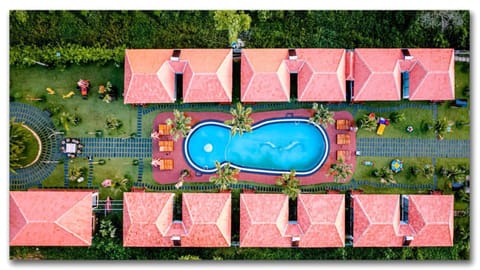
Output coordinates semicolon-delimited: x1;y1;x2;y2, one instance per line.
403;235;414;246
171;236;181;247
171;49;181;61
402;48;413;60
291;236;300;247
288;49;297;60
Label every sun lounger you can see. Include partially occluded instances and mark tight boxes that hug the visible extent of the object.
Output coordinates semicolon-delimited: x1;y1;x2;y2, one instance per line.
377;124;386;136
336;133;350;145
337;150;351;162
160;159;174;170
336;119;350;130
158;124;172;136
159;140;174;152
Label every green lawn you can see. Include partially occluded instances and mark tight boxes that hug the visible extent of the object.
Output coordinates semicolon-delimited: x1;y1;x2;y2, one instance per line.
91;158;138;187
41;163;65;187
10;63;137;138
355;108;435;139
435;158;470;194
353;156;435;185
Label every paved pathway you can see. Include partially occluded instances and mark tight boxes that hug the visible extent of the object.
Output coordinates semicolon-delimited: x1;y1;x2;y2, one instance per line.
78;137;152;158
357;138;470;158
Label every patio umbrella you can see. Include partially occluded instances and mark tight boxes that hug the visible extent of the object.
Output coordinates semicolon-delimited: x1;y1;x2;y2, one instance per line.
391;159;403;173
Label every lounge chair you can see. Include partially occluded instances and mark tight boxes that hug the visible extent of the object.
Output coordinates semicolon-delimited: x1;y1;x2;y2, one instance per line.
160;159;174;170
159;140;174;152
158;124;172;136
336;150;351;162
336;133;350;145
336;119;350;130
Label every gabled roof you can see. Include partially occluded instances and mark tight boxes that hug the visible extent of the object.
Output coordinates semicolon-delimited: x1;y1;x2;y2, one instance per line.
407;48;455;101
296;49;346;102
297;194;345;247
240;194;290;247
353;49;403;101
408;195;454;246
123;192;231;247
353;194;402;247
123;192;174;247
241;49;290;102
10;191;93;246
181;49;232;103
124;49;176;104
181;193;231;247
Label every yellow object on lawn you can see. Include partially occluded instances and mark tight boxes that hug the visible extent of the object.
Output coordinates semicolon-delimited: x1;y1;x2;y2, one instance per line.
46;87;55;95
376;124;386;136
62;91;75;99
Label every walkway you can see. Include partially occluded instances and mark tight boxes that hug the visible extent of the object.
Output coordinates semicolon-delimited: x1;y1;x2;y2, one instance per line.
78;137;151;158
9;103;63;190
357;138;470;158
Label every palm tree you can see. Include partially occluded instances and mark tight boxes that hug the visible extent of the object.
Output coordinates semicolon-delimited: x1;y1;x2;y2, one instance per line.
309;103;335;128
357;113;377;131
276;169;301;200
166;109;192;141
224;102;254;136
327;158;353;183
209;161;240;190
389;111;406;123
435;117;453;140
423;164;435;179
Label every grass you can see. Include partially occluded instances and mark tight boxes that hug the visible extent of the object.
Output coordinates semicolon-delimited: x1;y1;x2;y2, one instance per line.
42;163;65;187
435;158;470;194
353;156;435;186
355;108;435;139
92;158;138;187
18;125;41;167
10;63;137;138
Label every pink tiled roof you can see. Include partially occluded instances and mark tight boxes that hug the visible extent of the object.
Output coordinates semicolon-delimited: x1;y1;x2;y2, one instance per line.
353;194;403;247
123;192;231;247
353;49;402;101
123;192;175;247
240;194;290;247
181;193;231;247
241;49;290;102
297;194;345;247
180;49;232;103
296;49;346;102
406;49;455;101
240;193;345;248
10;191;93;246
353;194;454;247
408;195;454;246
124;49;176;104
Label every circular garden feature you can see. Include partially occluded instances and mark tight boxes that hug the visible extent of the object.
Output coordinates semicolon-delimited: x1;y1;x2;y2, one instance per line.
10;121;42;172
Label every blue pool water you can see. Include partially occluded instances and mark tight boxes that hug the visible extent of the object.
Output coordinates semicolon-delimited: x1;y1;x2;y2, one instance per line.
183;118;329;176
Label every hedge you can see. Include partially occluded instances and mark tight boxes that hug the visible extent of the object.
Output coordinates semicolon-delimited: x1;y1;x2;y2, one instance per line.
10;44;126;67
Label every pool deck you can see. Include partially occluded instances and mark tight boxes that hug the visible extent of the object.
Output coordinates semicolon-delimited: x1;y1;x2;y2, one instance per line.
152;109;356;186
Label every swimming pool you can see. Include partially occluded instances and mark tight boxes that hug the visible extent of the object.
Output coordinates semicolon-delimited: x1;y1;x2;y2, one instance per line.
183;118;330;176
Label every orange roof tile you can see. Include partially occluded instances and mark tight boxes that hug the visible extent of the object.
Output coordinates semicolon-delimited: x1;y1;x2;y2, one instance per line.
123;192;175;247
124;49;175;104
408;195;454;246
241;49;290;102
10;191;93;246
181;193;231;247
296;49;346;102
353;194;403;247
181;49;233;103
297;194;345;247
407;49;455;101
353;49;402;101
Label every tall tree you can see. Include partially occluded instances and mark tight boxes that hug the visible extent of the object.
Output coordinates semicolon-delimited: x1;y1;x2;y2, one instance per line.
213;10;252;44
209;161;240;190
224;102;254;136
